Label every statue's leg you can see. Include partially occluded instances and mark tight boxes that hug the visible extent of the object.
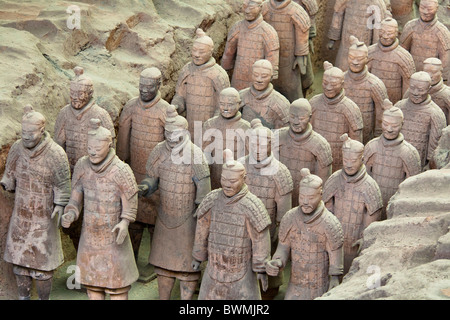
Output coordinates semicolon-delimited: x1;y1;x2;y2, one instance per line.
157;275;175;300
35;278;53;300
180;280;198;300
15;275;32;300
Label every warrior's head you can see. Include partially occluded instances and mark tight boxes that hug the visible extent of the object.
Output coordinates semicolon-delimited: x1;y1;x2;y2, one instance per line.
298;168;323;215
70;66;94;110
21;105;46;149
221;149;247;198
409;71;431;105
87;118;113;165
139;67;162;102
379;15;398;47
341;133;364;176
289;98;312;134
192;28;214;66
219;87;241;119
382;102;404;141
243;0;263;22
252;59;273;92
322;61;344;99
423;57;443;86
419;0;438;23
348;36;368;74
249;119;273;162
164;105;189;149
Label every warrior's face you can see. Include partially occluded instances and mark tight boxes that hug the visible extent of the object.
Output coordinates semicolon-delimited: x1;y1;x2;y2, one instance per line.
419;0;438;22
221;169;245;198
289;107;311;134
70;83;92;110
191;42;212;66
379;24;398;47
382;115;403;141
219;94;240;119
165;129;185;149
243;0;261;22
252;66;272;91
342;151;363;176
409;79;430;104
139;80;160;102
322;75;344;99
249;134;271;162
299;186;322;215
87;138;111;165
348;49;368;74
22;123;44;149
423;63;442;86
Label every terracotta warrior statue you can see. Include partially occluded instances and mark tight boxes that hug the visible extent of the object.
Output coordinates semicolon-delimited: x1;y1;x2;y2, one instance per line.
1;106;71;300
266;168;344;300
192;149;271;300
138;105;211;300
400;0;450;82
277;98;333;208
261;0;313;101
221;0;280;91
423;57;450;125
368;16;416;105
433;125;450;169
388;0;418;33
310;61;364;172
171;28;230;142
54;66;115;251
293;0;319;47
327;0;389;71
364;103;422;220
61;119;139;300
116;67;169;261
202;87;251;190
240;59;290;129
239;119;294;298
394;71;446;170
323;134;383;274
344;35;389;143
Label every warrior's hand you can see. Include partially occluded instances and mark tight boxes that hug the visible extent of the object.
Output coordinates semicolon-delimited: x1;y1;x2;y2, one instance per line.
61;210;76;229
352;238;364;255
191;259;201;271
51;205;64;228
112;219;130;245
266;259;282;277
257;273;269;292
327;39;335;50
293;56;308;75
328;275;340;291
137;184;149;197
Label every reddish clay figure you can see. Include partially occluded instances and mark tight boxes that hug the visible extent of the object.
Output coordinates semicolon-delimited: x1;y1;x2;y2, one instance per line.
277;98;333;208
310;61;364;172
239;119;293;298
116;67;169;261
266;168;344;300
400;0;450;82
423;57;450;125
434;125;450;169
327;0;388;71
368;16;416;105
221;0;280;91
345;35;389;143
1;106;71;300
172;29;230;141
262;0;313;101
54;66;116;251
293;0;319;44
240;59;290;129
139;106;211;300
364;103;422;220
394;71;446;170
203;87;251;190
389;0;417;33
323;134;383;274
192;149;271;300
61;119;139;300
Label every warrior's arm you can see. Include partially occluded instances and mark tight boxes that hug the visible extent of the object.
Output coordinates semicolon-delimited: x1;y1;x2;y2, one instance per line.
116;104;133;162
249;222;271;274
192;208;212;263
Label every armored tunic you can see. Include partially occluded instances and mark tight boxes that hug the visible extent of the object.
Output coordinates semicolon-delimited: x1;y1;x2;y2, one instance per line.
146;139;210;276
66;149;139;289
277;124;333;207
240;84;290;129
395;96;447;168
400;17;450;82
116;93;168;225
323;165;383;273
328;0;388;71
262;0;312;101
2;132;71;272
344;66;389;143
54;99;116;172
310;90;364;172
293;0;319;38
273;202;344;300
429;79;450;125
172;58;230;139
193;187;271;300
368;39;416;105
202;112;250;190
221;15;280;91
364;133;421;215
